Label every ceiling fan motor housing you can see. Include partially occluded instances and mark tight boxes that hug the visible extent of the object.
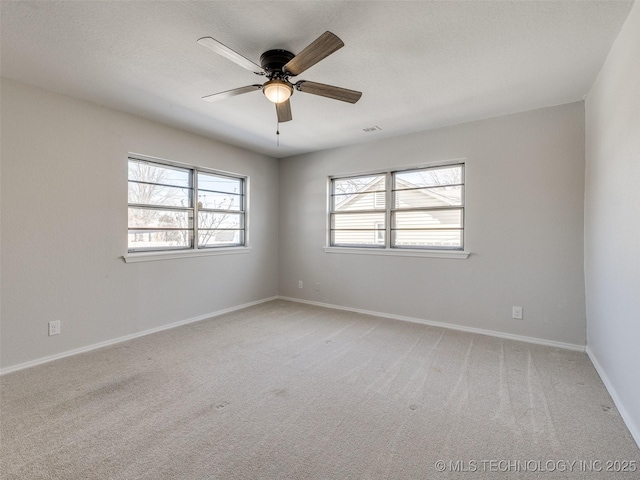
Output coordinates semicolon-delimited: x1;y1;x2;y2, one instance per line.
260;49;295;77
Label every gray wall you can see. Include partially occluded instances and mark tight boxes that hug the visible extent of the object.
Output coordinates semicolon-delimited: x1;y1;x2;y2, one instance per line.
0;78;279;370
279;102;587;347
585;0;640;445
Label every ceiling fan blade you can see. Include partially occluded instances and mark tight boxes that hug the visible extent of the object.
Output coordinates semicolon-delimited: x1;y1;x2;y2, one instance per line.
276;99;292;123
283;31;344;76
202;85;262;102
198;37;264;74
296;81;362;104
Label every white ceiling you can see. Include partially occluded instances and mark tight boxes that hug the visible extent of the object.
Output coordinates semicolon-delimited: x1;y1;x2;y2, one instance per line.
1;1;633;158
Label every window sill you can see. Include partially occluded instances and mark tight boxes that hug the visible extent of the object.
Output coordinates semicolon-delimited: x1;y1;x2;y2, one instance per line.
123;247;252;263
323;247;469;259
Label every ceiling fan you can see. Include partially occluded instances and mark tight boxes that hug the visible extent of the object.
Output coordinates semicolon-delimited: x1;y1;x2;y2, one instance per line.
197;31;362;123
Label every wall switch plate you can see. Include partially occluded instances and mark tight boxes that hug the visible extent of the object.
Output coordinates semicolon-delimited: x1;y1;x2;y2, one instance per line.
512;306;523;320
48;320;61;336
298;280;303;289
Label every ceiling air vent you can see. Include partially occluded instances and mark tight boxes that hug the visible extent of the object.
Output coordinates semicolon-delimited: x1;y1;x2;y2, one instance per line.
362;126;382;132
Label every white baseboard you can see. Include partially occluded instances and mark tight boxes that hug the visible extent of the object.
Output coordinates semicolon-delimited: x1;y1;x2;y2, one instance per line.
586;346;640;449
0;296;278;376
278;296;586;352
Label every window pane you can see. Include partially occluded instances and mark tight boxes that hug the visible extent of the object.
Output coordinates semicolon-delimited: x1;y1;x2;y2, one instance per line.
331;212;385;247
394;165;462;189
333;175;385;196
197;192;242;211
128;160;191;188
394;185;463;208
198;172;242;194
128;207;193;229
198;230;244;247
332;230;383;247
332;212;385;229
128;230;192;251
393;209;462;229
198;212;243;230
333;191;386;211
128;182;192;207
392;229;462;248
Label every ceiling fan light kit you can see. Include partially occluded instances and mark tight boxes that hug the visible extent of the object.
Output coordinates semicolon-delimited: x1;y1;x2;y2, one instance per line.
263;79;293;104
198;31;362;124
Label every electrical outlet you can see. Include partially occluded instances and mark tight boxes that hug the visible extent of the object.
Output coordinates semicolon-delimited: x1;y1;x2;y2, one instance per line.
48;320;61;336
315;282;320;292
298;280;303;289
512;306;523;320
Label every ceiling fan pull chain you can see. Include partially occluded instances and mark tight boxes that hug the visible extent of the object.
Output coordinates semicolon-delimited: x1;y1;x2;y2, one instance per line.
276;120;280;147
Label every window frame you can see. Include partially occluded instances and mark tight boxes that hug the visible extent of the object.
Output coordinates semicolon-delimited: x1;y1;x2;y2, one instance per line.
126;154;248;259
327;161;468;258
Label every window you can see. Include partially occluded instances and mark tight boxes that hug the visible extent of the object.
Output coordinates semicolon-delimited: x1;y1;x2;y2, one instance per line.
128;157;246;253
330;174;387;247
329;163;464;250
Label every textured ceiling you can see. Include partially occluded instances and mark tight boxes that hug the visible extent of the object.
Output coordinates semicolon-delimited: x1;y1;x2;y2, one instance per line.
1;1;633;158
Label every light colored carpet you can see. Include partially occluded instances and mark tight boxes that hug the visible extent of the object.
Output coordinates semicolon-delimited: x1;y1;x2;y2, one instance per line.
1;300;638;479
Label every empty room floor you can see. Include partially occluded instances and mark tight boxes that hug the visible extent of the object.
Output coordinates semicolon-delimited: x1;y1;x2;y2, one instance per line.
1;300;638;479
